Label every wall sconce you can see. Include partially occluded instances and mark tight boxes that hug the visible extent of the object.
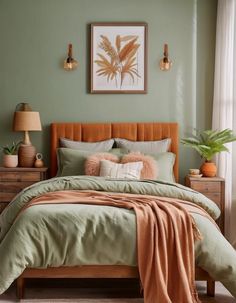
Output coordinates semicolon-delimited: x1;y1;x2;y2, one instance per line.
64;44;78;71
159;44;172;71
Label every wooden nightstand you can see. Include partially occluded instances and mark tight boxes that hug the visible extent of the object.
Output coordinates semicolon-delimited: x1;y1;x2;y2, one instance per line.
185;176;225;234
0;167;48;214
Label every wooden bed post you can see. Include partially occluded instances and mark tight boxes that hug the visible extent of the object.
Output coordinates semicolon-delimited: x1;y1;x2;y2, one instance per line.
207;278;215;296
16;276;25;300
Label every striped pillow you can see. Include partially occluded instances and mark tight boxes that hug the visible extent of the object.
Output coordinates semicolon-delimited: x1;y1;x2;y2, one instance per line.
99;160;143;180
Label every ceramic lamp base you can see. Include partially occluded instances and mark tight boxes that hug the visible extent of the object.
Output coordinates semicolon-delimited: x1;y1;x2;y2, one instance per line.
18;144;36;167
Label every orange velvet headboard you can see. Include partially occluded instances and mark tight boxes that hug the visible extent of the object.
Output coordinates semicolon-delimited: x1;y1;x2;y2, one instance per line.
50;122;179;181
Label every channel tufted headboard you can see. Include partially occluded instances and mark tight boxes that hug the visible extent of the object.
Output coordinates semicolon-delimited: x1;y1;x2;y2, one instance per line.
50;122;179;181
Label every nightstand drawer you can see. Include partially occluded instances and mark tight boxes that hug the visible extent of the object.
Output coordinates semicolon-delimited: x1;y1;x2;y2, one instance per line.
0;192;17;202
190;181;221;193
185;176;225;235
0;167;48;213
0;181;35;193
0;172;41;182
203;193;221;206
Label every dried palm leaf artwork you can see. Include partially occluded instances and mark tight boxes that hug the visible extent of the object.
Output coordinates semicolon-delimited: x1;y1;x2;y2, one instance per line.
91;23;147;93
95;34;141;88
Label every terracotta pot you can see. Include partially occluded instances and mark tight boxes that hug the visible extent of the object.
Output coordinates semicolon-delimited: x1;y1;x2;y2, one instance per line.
3;154;18;168
200;161;217;177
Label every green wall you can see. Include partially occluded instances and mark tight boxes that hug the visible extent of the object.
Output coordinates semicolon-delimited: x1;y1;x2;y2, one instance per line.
0;0;217;182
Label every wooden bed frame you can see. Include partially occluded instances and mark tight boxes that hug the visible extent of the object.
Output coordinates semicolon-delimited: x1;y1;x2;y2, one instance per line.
16;122;215;299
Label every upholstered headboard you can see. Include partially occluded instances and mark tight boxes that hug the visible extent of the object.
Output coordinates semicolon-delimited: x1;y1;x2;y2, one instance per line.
50;122;179;181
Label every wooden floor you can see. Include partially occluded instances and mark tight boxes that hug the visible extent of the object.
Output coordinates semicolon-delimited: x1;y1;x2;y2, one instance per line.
198;282;235;303
0;280;235;302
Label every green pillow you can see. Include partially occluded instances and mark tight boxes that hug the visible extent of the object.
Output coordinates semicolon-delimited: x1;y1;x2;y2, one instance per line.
56;148;175;182
149;152;176;182
109;148;128;158
56;148;128;177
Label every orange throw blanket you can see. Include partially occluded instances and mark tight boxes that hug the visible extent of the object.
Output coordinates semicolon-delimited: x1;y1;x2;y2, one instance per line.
19;190;216;303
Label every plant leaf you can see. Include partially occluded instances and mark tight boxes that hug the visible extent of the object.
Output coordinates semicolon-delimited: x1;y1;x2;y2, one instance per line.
99;35;118;62
181;129;236;160
120;35;137;42
95;54;119;82
119;37;138;62
116;35;121;53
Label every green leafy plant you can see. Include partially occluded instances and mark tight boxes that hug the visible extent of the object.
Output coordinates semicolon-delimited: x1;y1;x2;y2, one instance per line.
1;141;21;155
181;129;236;161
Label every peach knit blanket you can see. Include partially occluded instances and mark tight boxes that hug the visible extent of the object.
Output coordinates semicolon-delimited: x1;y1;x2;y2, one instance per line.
19;190;216;303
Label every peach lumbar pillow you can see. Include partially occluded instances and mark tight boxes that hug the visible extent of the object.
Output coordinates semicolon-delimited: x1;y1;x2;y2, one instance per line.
85;153;119;176
121;152;157;180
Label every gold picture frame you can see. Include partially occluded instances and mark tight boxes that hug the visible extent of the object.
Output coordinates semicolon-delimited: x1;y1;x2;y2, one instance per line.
90;22;148;94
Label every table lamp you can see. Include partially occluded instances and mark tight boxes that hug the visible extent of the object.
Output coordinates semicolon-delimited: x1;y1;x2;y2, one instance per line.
13;103;42;167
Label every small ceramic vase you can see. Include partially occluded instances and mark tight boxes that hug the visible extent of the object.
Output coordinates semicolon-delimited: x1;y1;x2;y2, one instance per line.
34;153;44;168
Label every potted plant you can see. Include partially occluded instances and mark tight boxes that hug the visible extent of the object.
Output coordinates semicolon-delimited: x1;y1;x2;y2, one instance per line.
1;141;21;168
181;129;236;177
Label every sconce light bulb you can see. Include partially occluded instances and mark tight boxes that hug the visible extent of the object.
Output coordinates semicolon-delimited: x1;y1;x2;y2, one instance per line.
159;59;172;71
64;44;78;71
64;59;78;70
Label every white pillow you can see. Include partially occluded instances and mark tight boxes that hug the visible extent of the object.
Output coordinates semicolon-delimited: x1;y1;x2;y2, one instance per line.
60;138;114;151
115;138;171;153
99;160;143;179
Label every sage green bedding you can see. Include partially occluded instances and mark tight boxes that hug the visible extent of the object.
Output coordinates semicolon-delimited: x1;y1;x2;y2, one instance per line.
0;176;235;297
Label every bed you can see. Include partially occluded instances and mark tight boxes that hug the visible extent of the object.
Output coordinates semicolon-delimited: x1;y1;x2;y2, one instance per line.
0;122;235;301
19;122;183;298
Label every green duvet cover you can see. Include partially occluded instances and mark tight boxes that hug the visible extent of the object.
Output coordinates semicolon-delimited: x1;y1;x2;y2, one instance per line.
0;176;235;297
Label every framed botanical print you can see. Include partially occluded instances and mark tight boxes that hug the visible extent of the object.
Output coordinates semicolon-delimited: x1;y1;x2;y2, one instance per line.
90;22;147;94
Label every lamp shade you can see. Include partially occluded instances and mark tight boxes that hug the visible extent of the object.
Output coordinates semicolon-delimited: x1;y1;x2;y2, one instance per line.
13;111;42;131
